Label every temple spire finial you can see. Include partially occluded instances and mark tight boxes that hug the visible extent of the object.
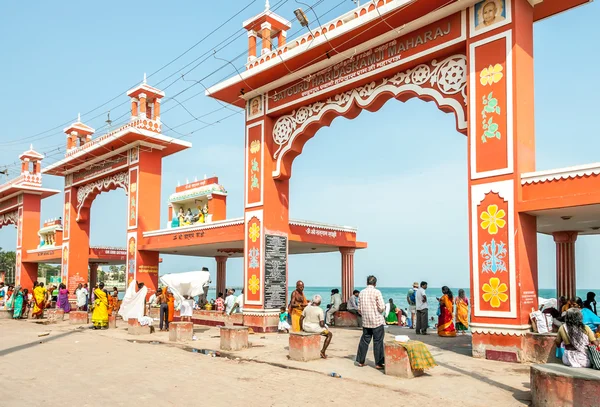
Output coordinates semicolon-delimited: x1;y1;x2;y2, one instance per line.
77;112;81;123
265;0;270;10
30;143;33;150
143;72;147;84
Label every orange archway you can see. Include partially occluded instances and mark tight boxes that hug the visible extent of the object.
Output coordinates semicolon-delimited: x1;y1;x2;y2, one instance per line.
206;0;593;357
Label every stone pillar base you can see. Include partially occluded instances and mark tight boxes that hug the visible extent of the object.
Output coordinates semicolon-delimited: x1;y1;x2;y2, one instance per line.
127;318;149;335
169;322;193;342
384;341;423;378
108;315;117;329
289;332;321;361
69;311;89;325
471;330;527;363
220;326;249;351
242;312;279;333
0;309;13;319
46;309;64;323
333;311;359;327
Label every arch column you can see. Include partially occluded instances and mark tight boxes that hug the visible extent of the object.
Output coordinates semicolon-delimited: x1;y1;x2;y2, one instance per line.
89;263;98;289
215;256;227;295
340;247;355;302
553;231;577;300
16;194;41;289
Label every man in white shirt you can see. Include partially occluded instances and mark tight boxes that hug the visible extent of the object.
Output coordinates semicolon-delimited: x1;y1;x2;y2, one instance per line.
224;289;236;315
325;288;342;325
347;289;362;327
415;281;429;335
301;295;333;359
75;283;88;311
234;289;244;314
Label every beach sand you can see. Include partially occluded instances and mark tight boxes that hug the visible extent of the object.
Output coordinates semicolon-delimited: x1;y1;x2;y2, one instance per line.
0;318;530;406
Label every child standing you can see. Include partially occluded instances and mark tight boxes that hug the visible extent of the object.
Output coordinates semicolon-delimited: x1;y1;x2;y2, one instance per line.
278;306;290;333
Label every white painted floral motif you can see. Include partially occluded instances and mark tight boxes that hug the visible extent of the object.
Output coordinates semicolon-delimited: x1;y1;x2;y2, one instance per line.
0;210;18;226
76;171;129;220
272;55;467;163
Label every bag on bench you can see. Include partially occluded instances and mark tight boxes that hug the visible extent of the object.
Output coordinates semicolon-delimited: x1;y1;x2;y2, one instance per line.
588;345;600;370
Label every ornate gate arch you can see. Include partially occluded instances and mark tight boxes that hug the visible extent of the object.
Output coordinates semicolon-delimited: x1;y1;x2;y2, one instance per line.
204;0;571;353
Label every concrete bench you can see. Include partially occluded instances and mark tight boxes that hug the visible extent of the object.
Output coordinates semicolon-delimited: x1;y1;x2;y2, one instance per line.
333;311;359;327
289;332;321;361
522;332;560;364
220;326;249;351
0;309;13;319
45;309;64;322
68;311;89;325
169;322;193;342
531;363;600;407
384;340;424;379
127;318;150;335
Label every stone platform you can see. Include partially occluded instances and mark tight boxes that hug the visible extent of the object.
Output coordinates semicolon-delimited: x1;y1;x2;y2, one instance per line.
169;322;193;342
289;332;321;361
128;319;150;335
69;311;88;325
334;311;359;327
384;340;424;378
220;326;249;351
531;363;600;407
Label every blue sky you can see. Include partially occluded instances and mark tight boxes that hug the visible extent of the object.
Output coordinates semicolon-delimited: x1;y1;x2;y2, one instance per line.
0;0;599;289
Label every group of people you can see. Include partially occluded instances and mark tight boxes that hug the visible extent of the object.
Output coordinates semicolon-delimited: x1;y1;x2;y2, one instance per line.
542;292;599;369
285;276;388;368
405;282;470;337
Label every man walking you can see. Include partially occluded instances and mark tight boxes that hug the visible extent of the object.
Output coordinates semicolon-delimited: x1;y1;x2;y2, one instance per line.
407;282;418;328
355;275;385;369
415;281;429;335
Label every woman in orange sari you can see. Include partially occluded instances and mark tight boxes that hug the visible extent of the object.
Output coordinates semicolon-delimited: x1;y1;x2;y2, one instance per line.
289;280;308;332
437;286;457;337
454;289;469;334
167;288;175;323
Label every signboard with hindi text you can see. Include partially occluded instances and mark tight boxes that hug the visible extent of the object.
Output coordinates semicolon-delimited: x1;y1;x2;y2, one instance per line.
264;234;287;309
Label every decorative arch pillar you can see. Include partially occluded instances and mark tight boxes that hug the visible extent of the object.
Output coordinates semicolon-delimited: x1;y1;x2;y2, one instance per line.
215;256;227;296
468;0;538;362
340;247;355;302
10;194;40;289
553;231;578;300
242;107;290;333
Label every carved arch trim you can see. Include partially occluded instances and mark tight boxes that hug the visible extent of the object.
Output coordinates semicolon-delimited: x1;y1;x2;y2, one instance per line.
271;54;467;180
0;210;18;227
76;171;129;222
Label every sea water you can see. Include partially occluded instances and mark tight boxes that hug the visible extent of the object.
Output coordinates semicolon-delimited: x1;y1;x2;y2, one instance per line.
202;286;598;323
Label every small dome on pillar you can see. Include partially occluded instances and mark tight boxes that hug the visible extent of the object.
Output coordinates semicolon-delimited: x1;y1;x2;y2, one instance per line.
127;74;165;122
64;113;95;150
243;1;292;60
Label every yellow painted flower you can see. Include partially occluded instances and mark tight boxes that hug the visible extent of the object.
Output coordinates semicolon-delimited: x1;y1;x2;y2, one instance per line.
130;182;137;193
480;204;506;234
482;277;508;308
480;64;503;86
248;274;260;295
250;140;261;154
249;222;260;243
63;247;69;262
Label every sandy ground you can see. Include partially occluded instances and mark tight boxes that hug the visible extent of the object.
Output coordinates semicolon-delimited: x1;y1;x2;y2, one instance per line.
0;318;532;406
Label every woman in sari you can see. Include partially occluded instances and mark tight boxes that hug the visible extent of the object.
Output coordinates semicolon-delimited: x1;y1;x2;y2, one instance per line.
385;298;399;325
438;286;457;337
12;285;25;319
555;308;599;368
32;282;47;319
92;283;109;329
289;280;308;332
455;289;469;334
167;289;175;323
56;284;71;313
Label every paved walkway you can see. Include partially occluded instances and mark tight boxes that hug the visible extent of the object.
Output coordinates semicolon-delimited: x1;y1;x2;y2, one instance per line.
0;318;531;406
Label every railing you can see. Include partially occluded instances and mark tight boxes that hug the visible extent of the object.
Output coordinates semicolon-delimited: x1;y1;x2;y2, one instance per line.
65;117;162;158
0;173;42;192
246;0;396;70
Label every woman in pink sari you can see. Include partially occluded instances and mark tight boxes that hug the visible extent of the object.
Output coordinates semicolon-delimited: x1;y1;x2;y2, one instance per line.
437;286;456;337
56;283;71;313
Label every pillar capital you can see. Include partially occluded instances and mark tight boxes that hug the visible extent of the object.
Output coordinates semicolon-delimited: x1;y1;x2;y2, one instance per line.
552;231;578;244
340;247;356;255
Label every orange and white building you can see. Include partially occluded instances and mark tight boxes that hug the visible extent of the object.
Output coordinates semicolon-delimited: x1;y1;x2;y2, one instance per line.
1;0;598;357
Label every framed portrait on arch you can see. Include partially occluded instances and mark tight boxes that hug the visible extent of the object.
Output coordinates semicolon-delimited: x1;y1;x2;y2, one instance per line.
470;0;511;38
247;94;264;121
